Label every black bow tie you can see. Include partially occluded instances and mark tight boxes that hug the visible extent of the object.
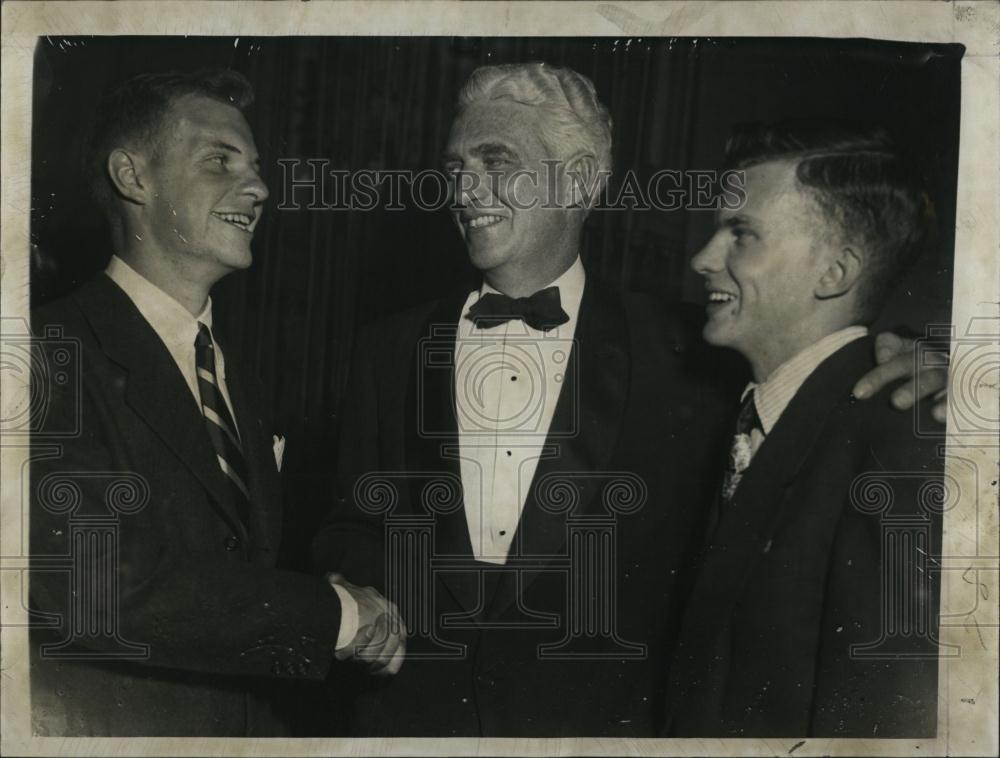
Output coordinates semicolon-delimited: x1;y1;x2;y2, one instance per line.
465;287;570;332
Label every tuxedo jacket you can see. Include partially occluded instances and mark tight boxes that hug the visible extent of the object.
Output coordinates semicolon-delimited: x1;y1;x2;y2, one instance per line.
312;278;741;737
29;274;344;736
664;336;944;738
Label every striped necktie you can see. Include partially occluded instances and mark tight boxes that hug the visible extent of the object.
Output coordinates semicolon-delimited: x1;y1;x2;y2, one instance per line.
195;323;250;526
720;391;764;504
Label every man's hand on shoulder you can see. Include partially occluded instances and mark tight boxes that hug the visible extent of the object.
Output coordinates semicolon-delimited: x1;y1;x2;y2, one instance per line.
327;573;406;676
852;332;948;423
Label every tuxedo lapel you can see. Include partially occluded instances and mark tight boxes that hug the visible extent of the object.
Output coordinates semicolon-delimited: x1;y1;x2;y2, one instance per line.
75;275;247;537
405;291;480;613
409;282;632;618
672;337;877;684
492;280;631;615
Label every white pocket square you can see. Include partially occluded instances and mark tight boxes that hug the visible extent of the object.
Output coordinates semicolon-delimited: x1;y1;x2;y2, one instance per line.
272;435;286;472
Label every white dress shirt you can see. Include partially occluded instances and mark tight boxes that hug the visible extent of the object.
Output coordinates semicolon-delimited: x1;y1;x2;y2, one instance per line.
742;326;870;459
105;256;358;650
106;255;239;426
455;257;586;564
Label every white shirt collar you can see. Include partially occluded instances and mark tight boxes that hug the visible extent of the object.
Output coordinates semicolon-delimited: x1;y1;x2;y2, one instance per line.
106;255;213;349
742;326;869;435
476;255;586;326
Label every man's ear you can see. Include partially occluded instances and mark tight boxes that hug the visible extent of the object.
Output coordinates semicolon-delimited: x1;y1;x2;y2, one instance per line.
107;148;150;205
562;151;600;209
816;245;864;300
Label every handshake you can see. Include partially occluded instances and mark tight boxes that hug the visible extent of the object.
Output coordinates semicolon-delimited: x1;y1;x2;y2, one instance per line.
327;573;407;676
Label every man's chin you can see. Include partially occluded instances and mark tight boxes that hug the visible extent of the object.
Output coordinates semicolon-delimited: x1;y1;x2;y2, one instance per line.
224;244;255;270
466;243;510;273
701;317;734;348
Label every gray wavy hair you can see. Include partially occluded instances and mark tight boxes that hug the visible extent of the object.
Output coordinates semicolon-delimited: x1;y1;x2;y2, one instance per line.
457;62;613;195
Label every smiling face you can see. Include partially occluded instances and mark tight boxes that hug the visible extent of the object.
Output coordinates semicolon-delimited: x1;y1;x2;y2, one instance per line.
691;159;840;377
139;93;268;281
443;100;578;295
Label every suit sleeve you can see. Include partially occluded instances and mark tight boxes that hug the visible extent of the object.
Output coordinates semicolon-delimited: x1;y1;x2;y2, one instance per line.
809;402;943;737
29;329;345;682
310;322;388;591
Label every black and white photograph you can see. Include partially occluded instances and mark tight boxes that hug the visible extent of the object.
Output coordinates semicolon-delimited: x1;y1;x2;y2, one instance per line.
1;1;997;756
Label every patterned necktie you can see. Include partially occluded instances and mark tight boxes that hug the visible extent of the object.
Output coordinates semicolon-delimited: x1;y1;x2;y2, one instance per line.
195;323;250;526
720;391;764;504
465;287;569;332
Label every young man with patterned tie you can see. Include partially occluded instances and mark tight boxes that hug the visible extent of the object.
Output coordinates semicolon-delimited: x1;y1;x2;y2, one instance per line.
664;121;945;737
30;69;403;737
313;65;943;737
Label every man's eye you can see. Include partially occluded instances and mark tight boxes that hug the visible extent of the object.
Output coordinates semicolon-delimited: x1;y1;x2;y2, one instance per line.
208;155;227;167
732;227;753;244
484;158;509;170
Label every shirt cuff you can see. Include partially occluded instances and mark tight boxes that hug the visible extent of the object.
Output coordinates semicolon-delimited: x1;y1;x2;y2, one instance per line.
329;582;359;651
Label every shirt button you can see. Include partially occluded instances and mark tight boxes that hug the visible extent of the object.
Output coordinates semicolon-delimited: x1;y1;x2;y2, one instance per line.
224;535;241;551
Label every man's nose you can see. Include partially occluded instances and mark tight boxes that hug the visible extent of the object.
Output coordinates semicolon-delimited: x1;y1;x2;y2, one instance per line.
691;234;725;275
454;169;491;207
242;168;269;203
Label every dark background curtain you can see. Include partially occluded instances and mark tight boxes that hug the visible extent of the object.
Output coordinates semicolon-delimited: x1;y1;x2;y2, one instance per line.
31;34;961;579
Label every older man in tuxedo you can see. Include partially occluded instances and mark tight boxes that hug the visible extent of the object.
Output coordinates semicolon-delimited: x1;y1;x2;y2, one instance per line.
313;65;944;737
664;121;945;737
30;69;403;737
313;62;723;737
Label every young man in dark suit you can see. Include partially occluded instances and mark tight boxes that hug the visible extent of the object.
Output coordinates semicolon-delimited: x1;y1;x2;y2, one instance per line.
312;67;941;737
665;122;945;737
29;70;403;737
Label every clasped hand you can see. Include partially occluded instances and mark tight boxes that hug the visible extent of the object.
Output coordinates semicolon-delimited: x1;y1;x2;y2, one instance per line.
328;573;407;676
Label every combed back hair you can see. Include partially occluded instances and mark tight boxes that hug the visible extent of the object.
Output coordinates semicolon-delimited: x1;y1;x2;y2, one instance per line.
84;68;255;218
724;120;935;324
457;62;613;196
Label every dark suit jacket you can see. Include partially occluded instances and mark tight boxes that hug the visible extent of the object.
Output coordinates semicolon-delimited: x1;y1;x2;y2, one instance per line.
312;278;740;737
664;336;944;738
29;274;344;736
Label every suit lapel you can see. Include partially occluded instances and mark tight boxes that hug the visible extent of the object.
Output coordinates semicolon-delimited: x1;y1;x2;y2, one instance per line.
671;337;877;689
217;337;281;556
493;280;631;615
75;275;247;536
